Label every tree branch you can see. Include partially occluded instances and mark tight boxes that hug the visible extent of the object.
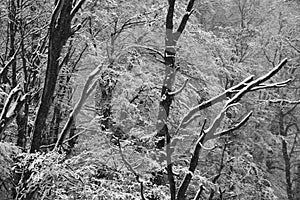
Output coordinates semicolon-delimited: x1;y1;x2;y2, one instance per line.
54;64;101;149
174;58;288;199
129;44;164;59
284;38;300;53
0;44;20;79
268;99;300;105
166;121;176;200
178;58;288;131
166;0;175;31
250;79;291;91
175;0;196;40
177;119;207;199
204;111;253;143
0;85;27;136
202;103;242;143
169;79;189;96
50;0;65;26
71;0;86;18
193;185;205;200
178;76;254;129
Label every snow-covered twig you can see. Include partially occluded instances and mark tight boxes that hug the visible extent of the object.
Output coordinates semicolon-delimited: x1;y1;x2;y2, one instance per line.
268;99;300;105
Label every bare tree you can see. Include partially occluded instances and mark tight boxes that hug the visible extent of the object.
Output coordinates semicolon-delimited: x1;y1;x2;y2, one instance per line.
30;0;86;152
155;1;290;199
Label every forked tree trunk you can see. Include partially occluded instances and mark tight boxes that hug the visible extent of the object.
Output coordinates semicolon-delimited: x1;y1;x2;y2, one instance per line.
155;1;196;199
30;0;85;152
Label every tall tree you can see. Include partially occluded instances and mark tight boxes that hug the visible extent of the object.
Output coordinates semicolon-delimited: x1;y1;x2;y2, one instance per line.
30;0;86;152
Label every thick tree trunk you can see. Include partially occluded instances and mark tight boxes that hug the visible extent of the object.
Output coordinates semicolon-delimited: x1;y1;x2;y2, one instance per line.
30;0;84;152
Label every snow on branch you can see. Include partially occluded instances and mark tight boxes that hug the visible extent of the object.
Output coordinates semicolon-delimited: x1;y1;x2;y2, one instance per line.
252;59;288;84
196;59;287;143
203;111;253;143
177;75;254;130
71;0;86;18
0;85;22;119
201;103;241;142
175;0;196;40
268;99;300;105
0;84;27;136
0;45;20;78
177;58;288;130
250;79;291;91
51;0;65;25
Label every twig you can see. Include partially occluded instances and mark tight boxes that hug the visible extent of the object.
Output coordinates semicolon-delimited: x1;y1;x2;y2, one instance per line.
203;111;253;143
268;99;300;105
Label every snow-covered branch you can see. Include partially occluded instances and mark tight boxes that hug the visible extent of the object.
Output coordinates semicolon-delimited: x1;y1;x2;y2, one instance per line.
0;85;27;136
203;111;253;143
178;58;288;130
268;99;300;105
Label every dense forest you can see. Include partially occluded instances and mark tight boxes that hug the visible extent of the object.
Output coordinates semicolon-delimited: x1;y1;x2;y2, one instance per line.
0;0;299;199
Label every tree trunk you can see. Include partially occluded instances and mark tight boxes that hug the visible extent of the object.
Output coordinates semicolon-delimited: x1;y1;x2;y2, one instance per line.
30;0;83;152
294;164;300;200
155;1;196;199
8;0;28;149
279;110;293;200
95;71;115;130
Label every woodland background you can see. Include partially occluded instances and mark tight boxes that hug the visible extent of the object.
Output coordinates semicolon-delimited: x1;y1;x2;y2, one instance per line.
0;0;299;199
